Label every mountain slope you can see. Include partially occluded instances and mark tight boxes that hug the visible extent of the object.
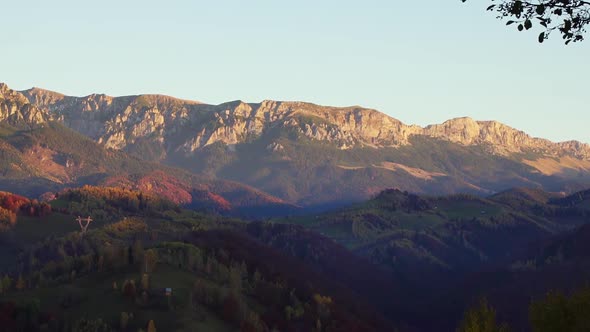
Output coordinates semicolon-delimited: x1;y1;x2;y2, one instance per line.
16;84;590;206
282;187;590;330
283;188;589;309
0;189;397;331
0;86;297;215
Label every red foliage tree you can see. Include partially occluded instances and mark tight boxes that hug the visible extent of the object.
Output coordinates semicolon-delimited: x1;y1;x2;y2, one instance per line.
0;302;17;332
222;294;241;324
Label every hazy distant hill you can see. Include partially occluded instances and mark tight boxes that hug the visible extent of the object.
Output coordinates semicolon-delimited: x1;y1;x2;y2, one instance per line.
15;83;590;207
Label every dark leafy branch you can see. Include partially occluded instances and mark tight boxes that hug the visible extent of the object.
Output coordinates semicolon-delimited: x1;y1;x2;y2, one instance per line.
462;0;590;44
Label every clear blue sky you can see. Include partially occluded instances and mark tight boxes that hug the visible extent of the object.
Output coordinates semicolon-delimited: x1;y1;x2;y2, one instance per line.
2;1;588;143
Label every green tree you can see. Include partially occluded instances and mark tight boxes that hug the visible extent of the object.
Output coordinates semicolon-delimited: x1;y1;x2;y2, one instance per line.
72;318;112;332
530;287;590;332
97;255;104;272
463;0;590;44
229;264;242;293
132;239;144;268
120;312;130;330
0;275;10;294
457;298;509;332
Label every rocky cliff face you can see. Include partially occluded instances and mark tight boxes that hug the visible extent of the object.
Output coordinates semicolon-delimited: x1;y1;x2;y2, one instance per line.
2;82;590;205
423;117;590;157
0;84;47;128
8;83;589;160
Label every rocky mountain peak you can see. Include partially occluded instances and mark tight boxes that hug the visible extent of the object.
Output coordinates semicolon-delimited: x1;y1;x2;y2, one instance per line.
424;117;481;144
21;87;66;107
0;83;47;128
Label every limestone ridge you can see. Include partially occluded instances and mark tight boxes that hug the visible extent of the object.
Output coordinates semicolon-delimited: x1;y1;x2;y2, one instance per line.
424;117;590;158
0;83;47;128
6;83;590;160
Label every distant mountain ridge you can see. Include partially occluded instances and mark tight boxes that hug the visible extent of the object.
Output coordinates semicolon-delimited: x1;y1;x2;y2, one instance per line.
4;82;590;206
18;85;590;158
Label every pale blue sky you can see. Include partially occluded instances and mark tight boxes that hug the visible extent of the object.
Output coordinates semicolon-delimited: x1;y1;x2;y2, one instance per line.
2;1;588;142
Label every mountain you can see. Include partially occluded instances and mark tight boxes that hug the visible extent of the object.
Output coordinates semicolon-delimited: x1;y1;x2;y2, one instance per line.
17;84;590;207
0;85;297;216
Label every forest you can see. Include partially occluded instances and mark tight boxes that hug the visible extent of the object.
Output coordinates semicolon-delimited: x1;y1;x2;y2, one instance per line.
1;185;590;331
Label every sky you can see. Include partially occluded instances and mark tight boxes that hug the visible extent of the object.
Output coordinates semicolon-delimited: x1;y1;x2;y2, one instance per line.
2;0;588;143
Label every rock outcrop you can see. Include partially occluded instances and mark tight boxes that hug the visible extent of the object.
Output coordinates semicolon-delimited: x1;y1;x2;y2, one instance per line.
0;84;47;128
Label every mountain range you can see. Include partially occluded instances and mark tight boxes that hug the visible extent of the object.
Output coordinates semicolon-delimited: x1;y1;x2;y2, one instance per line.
3;82;590;208
0;83;299;216
3;80;590;330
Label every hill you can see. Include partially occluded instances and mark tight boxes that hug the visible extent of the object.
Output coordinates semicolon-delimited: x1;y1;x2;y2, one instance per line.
281;187;590;329
0;188;397;331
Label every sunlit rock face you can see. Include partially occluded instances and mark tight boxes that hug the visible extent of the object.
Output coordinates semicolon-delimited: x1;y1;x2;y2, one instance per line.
12;84;590;160
0;84;47;128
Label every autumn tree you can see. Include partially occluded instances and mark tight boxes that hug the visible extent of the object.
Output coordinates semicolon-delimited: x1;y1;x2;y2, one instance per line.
143;249;158;273
0;207;16;230
141;273;150;290
122;279;137;298
147;320;157;332
222;293;243;325
15;274;25;291
463;0;590;43
313;294;333;320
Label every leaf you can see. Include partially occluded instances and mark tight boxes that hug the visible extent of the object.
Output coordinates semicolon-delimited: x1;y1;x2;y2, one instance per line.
487;5;495;11
538;32;545;43
536;5;545;15
506;20;516;26
525;19;532;30
518;24;524;31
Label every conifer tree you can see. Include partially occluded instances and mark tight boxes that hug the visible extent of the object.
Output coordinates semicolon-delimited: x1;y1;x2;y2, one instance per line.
457;298;509;332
